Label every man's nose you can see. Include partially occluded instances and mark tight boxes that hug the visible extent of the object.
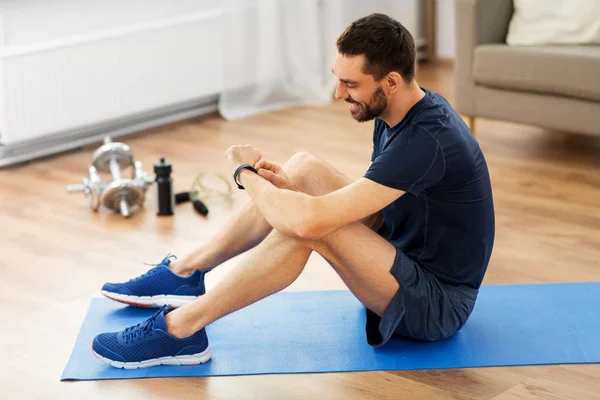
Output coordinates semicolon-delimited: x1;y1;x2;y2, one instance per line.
334;82;345;100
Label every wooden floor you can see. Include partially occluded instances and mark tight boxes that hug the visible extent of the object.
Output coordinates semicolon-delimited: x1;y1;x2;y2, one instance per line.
1;62;600;399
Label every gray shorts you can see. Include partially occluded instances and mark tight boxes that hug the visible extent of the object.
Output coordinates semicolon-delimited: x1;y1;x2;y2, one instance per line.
365;247;479;346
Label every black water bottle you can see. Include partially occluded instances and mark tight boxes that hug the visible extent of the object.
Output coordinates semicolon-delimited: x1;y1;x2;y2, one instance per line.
154;157;174;216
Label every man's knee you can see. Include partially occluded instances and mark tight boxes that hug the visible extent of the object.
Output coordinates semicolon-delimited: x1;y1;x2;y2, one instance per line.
282;152;325;192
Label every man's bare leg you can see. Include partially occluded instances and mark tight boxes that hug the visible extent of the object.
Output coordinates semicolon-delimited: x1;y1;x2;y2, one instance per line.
170;201;273;275
167;230;312;336
170;152;358;275
165;154;396;337
166;219;398;338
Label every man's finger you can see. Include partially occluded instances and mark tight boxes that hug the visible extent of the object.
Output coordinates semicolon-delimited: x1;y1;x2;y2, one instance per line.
258;169;285;186
256;160;272;170
258;169;274;180
256;160;276;171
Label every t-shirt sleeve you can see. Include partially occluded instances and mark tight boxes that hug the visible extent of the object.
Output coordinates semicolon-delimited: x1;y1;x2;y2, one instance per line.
364;124;445;196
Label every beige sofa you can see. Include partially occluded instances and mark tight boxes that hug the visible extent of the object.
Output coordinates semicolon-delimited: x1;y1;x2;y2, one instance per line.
454;0;600;136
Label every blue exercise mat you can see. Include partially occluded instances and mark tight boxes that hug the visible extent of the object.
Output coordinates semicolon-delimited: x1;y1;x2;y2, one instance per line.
61;282;600;381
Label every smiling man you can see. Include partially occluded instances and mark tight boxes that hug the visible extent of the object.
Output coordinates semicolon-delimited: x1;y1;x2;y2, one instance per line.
93;13;495;369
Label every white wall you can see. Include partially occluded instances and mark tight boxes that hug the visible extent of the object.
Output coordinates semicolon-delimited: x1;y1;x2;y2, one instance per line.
0;0;220;47
435;0;456;59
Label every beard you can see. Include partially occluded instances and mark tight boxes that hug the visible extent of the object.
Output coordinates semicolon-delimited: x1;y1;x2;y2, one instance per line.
346;86;387;122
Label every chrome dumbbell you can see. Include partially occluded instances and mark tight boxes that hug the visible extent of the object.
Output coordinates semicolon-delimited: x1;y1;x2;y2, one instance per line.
92;137;141;218
67;137;154;218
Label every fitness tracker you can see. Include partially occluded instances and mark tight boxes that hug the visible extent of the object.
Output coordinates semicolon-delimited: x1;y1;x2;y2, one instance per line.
233;164;258;190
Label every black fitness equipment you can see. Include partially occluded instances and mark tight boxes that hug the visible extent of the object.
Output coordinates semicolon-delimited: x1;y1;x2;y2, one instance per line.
175;172;233;216
154;157;175;216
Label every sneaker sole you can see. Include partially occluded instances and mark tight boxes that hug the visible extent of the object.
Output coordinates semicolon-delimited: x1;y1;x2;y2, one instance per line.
93;346;212;369
101;290;200;308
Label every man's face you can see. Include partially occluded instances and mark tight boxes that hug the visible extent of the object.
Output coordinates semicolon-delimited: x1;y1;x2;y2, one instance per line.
332;53;388;122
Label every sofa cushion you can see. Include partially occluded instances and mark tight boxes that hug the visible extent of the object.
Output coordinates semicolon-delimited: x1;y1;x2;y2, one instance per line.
506;0;600;45
473;44;600;102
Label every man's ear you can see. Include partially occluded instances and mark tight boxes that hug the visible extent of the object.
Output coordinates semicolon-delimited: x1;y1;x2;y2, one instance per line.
385;72;403;95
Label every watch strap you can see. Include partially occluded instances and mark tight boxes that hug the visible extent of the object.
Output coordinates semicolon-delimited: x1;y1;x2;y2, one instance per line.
233;164;258;190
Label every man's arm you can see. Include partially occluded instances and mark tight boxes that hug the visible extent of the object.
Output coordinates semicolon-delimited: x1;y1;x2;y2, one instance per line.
238;169;403;239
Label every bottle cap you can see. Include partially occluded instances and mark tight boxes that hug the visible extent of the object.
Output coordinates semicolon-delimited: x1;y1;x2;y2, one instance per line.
154;157;172;176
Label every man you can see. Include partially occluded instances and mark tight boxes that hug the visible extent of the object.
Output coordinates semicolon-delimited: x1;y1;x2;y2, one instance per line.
92;13;494;369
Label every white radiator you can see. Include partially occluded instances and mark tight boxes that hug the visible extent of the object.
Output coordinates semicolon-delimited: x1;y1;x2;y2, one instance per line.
0;1;224;166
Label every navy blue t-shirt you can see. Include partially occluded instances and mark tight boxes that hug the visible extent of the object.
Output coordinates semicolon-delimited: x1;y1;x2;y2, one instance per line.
364;88;495;289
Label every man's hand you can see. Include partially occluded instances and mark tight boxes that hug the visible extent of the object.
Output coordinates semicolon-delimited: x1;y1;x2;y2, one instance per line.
255;160;298;191
225;145;262;172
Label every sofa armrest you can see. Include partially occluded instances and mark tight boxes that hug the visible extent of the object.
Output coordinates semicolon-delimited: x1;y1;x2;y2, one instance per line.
453;0;514;115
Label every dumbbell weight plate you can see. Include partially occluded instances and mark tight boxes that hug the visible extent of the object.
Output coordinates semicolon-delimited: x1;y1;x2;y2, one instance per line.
83;177;101;211
87;166;102;211
92;142;134;173
66;177;101;211
99;179;144;216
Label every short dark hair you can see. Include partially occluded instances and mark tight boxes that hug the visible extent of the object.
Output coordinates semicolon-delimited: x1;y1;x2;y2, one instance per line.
336;13;416;84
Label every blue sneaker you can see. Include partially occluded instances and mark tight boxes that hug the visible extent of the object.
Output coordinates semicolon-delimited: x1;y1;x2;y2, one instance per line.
101;255;206;308
92;306;211;369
